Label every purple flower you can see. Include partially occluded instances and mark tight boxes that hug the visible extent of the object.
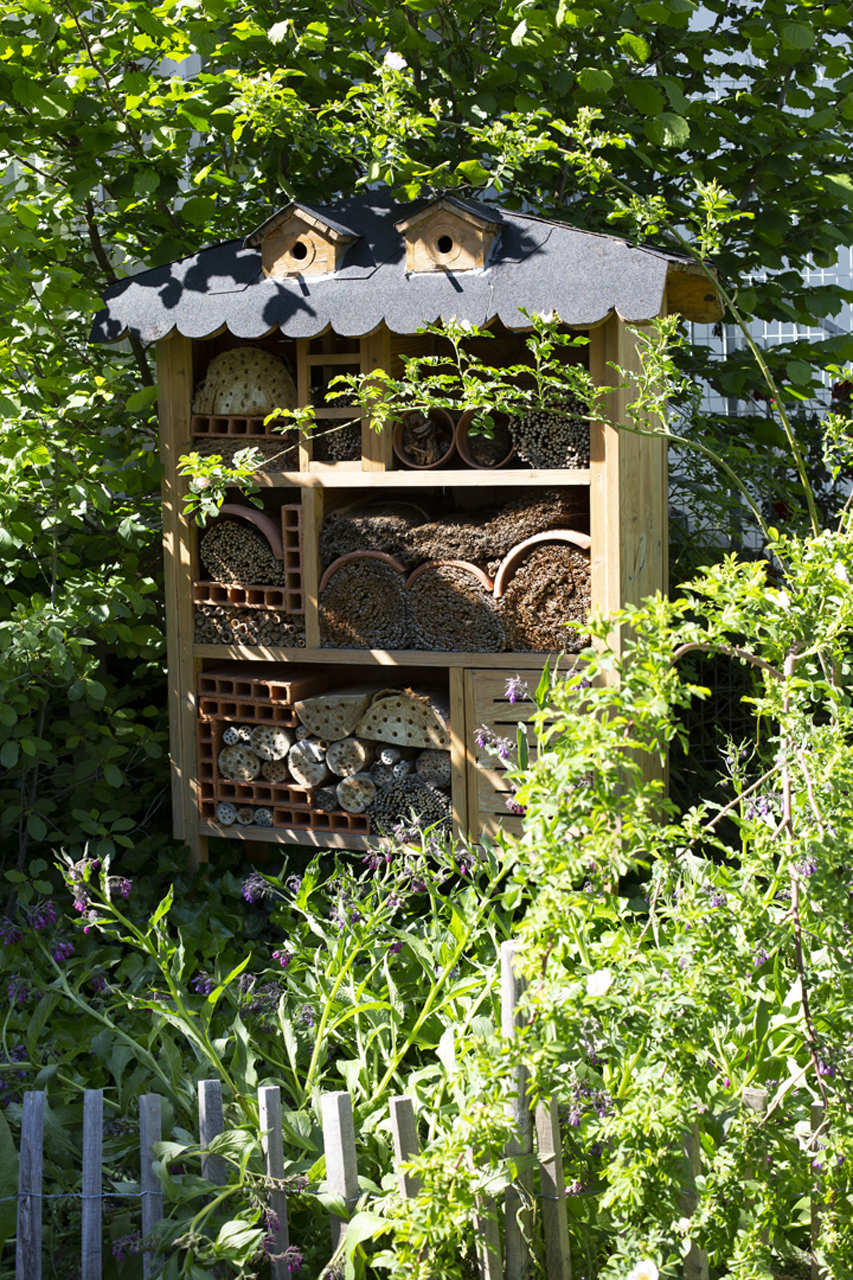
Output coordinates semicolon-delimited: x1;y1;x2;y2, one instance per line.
28;901;57;931
272;949;291;968
505;675;530;704
753;948;769;968
300;1004;316;1028
496;737;512;761
112;1232;143;1261
0;918;22;946
50;939;75;963
706;890;726;909
7;977;30;1004
474;725;493;750
505;797;526;816
192;972;216;996
242;871;271;904
284;1246;303;1273
89;975;108;994
108;877;132;900
388;940;404;955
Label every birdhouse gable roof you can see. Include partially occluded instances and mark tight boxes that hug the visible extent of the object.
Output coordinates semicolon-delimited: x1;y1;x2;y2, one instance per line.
394;195;504;234
244;203;360;249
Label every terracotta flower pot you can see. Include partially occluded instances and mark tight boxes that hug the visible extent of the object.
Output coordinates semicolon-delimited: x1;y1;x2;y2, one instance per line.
319;550;407;594
392;407;456;469
454;408;516;469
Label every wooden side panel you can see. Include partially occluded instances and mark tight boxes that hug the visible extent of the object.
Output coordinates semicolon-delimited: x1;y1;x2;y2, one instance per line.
588;314;667;658
157;332;208;866
449;667;468;839
362;327;393;470
463;669;541;840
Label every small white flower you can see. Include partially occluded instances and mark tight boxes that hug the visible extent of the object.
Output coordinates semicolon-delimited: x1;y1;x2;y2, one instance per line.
383;51;407;70
627;1261;659;1280
586;969;613;998
675;1216;692;1233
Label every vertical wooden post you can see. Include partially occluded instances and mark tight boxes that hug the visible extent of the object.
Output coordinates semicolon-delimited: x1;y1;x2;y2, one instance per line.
389;1096;422;1198
535;1097;573;1280
81;1089;103;1280
139;1094;164;1280
811;1101;826;1280
467;1148;503;1280
362;326;394;470
321;1091;359;1255
296;338;313;470
302;485;323;649
259;1085;291;1278
501;940;533;1280
449;666;469;839
156;330;208;868
679;1124;709;1280
17;1090;44;1280
198;1079;228;1186
742;1087;769;1248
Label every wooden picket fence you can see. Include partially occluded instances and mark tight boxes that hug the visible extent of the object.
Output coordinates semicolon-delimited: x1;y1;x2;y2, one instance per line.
8;942;831;1280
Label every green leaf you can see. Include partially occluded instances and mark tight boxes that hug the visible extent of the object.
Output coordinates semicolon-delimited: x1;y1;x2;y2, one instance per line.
1;741;19;769
577;68;614;96
0;705;17;727
103;764;124;788
626;81;665;116
787;360;813;386
149;885;175;930
0;1110;18;1251
618;32;651;62
179;195;217;226
781;21;815;49
456;159;491;186
644;112;690;147
822;173;853;205
26;815;47;841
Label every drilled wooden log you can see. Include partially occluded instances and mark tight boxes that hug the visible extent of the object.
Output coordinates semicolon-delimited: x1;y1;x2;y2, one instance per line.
326;737;375;777
358;689;450;750
315;786;340;812
288;738;330;788
415;749;452;788
336;773;377;814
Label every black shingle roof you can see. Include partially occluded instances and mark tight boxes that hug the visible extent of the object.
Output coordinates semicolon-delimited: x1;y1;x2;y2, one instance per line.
91;191;719;344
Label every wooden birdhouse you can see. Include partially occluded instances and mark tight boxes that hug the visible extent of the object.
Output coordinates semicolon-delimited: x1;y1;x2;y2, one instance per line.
92;192;722;867
395;196;501;272
244;204;359;278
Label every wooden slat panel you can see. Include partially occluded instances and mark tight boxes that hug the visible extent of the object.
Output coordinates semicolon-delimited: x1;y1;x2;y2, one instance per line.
16;1090;44;1280
464;668;542;839
139;1094;164;1280
81;1090;103;1280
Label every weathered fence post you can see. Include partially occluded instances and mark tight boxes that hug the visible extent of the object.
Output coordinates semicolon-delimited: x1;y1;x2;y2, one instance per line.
501;939;533;1280
467;1149;503;1280
811;1101;827;1280
139;1093;164;1280
16;1089;44;1280
198;1079;228;1185
321;1091;359;1256
259;1085;291;1278
81;1089;103;1280
679;1124;709;1280
389;1096;422;1199
742;1086;769;1249
535;1097;573;1280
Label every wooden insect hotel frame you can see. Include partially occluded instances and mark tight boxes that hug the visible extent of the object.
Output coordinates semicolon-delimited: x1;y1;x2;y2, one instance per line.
93;193;721;866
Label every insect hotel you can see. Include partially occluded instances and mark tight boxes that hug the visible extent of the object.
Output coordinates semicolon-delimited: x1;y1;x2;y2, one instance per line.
93;193;721;866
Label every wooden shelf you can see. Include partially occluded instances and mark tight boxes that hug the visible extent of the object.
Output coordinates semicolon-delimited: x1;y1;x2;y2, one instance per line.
252;468;592;489
194;644;576;670
198;822;370;850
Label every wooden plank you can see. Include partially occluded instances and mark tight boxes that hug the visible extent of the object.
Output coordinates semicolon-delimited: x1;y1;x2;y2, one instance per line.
139;1094;164;1280
198;1079;229;1186
501;941;532;1280
259;1086;291;1279
251;467;592;489
536;1098;572;1280
679;1124;709;1280
81;1089;103;1280
362;327;394;471
742;1087;769;1249
296;338;312;470
194;645;582;671
449;667;468;839
467;1149;503;1280
321;1091;359;1255
389;1096;422;1199
156;331;208;867
198;822;373;849
811;1101;826;1280
17;1090;44;1280
302;486;323;649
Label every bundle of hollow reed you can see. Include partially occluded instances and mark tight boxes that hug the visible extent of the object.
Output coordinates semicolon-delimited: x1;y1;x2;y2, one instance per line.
313;419;362;463
499;545;591;653
200;520;284;586
194;606;305;647
368;775;452;836
190;435;298;473
319;560;408;649
407;520;492;566
484;490;589;554
319;513;420;569
508;394;590;470
407;565;504;653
